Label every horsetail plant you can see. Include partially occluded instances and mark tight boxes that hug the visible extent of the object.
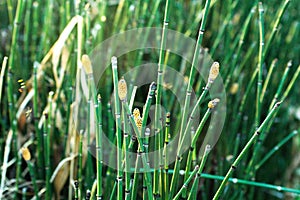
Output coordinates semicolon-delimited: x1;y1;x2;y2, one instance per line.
173;165;199;200
21;147;39;200
1;0;300;199
260;59;278;102
163;112;171;200
188;145;211;200
182;98;220;198
255;130;299;171
78;129;84;199
122;100;154;200
213;101;282;200
7;1;25;197
111;56;123;200
154;0;171;197
82;54;103;199
255;2;265;129
169;61;219;199
118;77;131;200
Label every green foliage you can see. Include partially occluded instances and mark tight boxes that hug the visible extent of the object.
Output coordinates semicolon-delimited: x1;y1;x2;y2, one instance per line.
0;0;299;199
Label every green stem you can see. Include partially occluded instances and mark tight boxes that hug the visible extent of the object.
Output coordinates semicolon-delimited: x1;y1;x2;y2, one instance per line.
169;1;211;198
255;2;265;128
154;0;171;197
27;160;40;200
182;108;212;197
33;62;44;177
260;59;278;102
255;130;298;170
173;165;199;200
187;145;211;200
263;0;290;57
111;57;123;200
212;102;282;200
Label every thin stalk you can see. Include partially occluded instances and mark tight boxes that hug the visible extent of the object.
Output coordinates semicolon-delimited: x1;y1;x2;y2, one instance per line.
247;64;300;177
131;151;142;200
169;61;219;199
163;113;171;200
255;130;298;170
212;102;282;200
27;161;40;200
0;57;8;104
260;59;278;102
154;0;171;197
123;103;154;200
143;129;151;199
111;57;123;200
83;55;96;190
78;129;83;199
263;0;290;57
109;183;117;200
21;148;39;200
169;2;212;197
181;99;219;198
23;0;32;68
6;0;13;25
224;6;255;89
45;91;53;200
33;62;43;177
37;0;54;60
118;77;130;200
247;62;296;177
268;61;292;111
7;0;25;197
173;165;199;200
255;2;265;128
187;145;211;200
182;103;217;198
96;95;103;200
158;170;300;195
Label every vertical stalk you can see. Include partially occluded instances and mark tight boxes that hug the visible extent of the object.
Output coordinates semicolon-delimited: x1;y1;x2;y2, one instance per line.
74;181;79;200
163;113;171;200
78;129;83;199
169;61;219;199
118;77;130;200
169;2;212;198
111;57;123;200
45;91;54;200
154;0;171;197
7;0;25;197
255;2;264;128
33;62;44;177
96;95;103;199
21;148;39;200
